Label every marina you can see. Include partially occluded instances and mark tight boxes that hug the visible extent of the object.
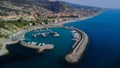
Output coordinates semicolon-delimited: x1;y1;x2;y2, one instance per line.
0;25;88;65
21;27;71;53
32;28;60;38
0;9;120;68
0;26;88;63
22;26;88;63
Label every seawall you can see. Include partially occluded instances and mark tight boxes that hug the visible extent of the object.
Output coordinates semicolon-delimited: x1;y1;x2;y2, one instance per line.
20;41;54;52
65;27;89;63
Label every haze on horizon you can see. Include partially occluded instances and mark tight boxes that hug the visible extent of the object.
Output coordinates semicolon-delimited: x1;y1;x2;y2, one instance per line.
55;0;120;9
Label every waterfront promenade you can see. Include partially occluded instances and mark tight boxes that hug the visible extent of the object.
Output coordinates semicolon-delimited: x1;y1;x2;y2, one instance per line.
65;27;88;63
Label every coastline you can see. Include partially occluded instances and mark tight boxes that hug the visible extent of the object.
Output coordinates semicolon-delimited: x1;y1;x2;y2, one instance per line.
61;17;92;25
60;11;103;25
0;11;103;57
50;11;104;26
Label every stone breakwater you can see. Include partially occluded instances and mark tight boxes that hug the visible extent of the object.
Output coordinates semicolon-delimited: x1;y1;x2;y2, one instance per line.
65;27;89;63
20;41;54;52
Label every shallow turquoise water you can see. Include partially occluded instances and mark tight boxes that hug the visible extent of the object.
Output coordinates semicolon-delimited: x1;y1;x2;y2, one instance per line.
1;9;120;68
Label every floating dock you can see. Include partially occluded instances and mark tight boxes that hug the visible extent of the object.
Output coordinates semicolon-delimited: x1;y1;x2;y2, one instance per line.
47;29;60;37
65;27;88;63
32;28;60;38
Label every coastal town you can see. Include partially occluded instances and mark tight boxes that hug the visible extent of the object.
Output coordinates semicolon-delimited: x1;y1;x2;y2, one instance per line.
0;0;102;63
1;0;120;68
0;9;102;43
0;10;101;49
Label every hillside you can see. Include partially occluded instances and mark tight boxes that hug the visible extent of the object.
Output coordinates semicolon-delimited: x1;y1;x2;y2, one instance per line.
0;0;102;15
0;0;103;39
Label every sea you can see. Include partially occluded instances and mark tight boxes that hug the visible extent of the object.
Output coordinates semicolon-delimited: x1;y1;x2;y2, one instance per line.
0;9;120;68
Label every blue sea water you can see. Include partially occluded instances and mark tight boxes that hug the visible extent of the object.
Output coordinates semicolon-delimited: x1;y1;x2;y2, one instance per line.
64;9;120;68
0;9;120;68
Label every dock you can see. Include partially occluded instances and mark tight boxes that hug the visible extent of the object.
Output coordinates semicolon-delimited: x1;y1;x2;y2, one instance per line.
38;44;54;52
20;41;54;52
47;29;60;37
32;28;60;38
65;27;88;63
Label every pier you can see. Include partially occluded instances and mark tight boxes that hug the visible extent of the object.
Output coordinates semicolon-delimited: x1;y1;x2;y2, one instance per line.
65;27;88;63
47;28;60;37
32;28;60;38
20;41;54;52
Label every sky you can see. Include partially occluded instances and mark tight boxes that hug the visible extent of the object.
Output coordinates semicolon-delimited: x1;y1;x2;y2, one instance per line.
55;0;120;9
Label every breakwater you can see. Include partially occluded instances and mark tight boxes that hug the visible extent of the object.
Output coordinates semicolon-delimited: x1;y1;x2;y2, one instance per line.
65;27;88;63
20;41;54;52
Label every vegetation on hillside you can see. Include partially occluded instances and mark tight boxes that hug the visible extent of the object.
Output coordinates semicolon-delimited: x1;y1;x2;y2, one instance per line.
0;32;9;38
0;43;3;49
0;19;31;32
0;0;103;39
0;10;7;16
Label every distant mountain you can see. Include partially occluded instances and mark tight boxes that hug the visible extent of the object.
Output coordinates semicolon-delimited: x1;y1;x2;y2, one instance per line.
31;0;102;12
65;2;102;10
32;1;72;12
0;0;102;15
